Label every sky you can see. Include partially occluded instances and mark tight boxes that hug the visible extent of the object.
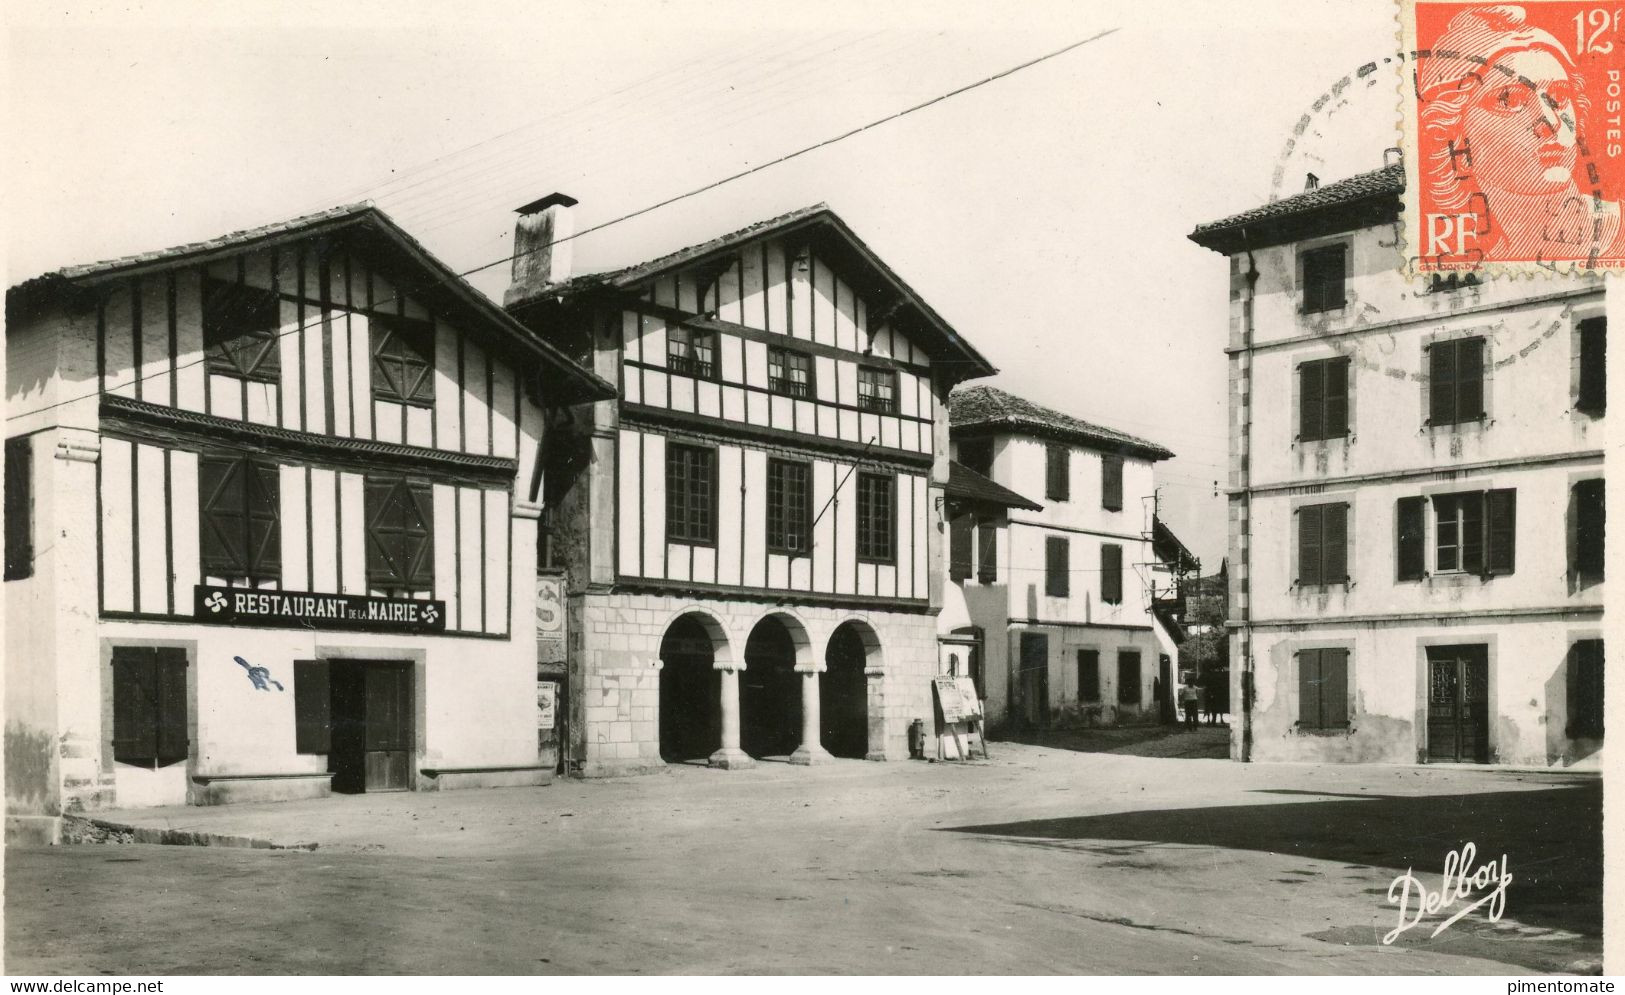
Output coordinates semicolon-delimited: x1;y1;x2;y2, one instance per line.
5;0;1404;568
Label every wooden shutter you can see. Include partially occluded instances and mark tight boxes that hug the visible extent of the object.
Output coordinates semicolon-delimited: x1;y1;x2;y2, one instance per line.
1321;648;1349;727
1485;488;1516;576
111;647;157;764
1298;505;1324;586
1323;504;1348;583
1460;491;1486;575
372;317;435;405
1045;536;1069;597
1456;337;1485;421
1117;651;1141;704
366;477;434;589
294;660;331;754
248;461;281;580
154;649;189;765
203;280;281;380
1567;640;1605;738
1325;359;1350;437
1396;496;1427;581
1101;543;1122;603
366;476;403;586
1578;317;1607;414
1045;444;1070;502
1299;362;1324;440
1298;648;1322;727
1574;479;1605;576
976;519;998;584
1102;455;1123;511
1078;650;1099;702
949;512;973;581
199;455;249;576
4;436;32;581
1429;341;1456;425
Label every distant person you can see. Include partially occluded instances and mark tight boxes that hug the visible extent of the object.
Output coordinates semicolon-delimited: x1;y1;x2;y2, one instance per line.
1204;671;1224;726
1179;683;1199;729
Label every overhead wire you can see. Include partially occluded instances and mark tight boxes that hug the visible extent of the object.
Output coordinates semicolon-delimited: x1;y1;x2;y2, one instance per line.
8;25;1121;425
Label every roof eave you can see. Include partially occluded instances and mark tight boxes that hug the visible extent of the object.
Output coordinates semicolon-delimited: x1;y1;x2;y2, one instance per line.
1188;191;1404;255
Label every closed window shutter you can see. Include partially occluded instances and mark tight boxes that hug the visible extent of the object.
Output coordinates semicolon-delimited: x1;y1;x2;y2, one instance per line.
112;647;158;764
155;649;189;765
372;318;436;405
1101;543;1122;603
1396;496;1427;581
365;477;402;586
977;520;998;584
1574;479;1606;576
204;280;281;380
949;513;973;581
4;436;33;581
367;478;435;590
294;660;331;754
1045;536;1069;597
1461;491;1486;575
1485;488;1517;576
1102;456;1123;511
1321;649;1349;727
1046;445;1069;501
1578;317;1607;414
199;455;248;576
1323;504;1348;583
1325;360;1350;437
1117;651;1141;704
1298;648;1321;727
1430;341;1457;425
249;461;282;580
1299;362;1325;440
1567;640;1605;738
1298;505;1323;585
1457;338;1485;420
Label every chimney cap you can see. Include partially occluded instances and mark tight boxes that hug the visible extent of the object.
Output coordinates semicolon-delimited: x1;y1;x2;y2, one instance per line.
515;192;579;216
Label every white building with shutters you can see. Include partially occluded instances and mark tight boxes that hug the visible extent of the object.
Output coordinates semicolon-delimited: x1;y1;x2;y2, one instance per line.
947;385;1179;735
1190;162;1606;767
504;197;997;775
4;205;614;841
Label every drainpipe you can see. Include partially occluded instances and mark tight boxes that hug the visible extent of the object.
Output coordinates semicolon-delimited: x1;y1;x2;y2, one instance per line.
1238;239;1259;763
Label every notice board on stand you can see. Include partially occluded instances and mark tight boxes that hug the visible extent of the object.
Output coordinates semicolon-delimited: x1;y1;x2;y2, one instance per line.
932;675;988;760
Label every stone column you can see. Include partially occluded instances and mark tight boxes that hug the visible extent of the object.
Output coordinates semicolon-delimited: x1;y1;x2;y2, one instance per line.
789;665;834;766
708;664;753;770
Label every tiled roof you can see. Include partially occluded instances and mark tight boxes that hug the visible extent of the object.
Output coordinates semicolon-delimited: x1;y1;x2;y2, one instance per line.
8;203;616;404
949;385;1174;461
1188;163;1404;253
524;204;996;381
23;203;375;286
945;460;1042;512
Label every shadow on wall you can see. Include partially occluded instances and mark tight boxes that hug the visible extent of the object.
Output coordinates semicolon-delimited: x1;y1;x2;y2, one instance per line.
941;781;1602;937
5;722;55;813
1543;648;1603;767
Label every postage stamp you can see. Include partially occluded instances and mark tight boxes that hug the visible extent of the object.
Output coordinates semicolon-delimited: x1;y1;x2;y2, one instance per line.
1402;0;1625;271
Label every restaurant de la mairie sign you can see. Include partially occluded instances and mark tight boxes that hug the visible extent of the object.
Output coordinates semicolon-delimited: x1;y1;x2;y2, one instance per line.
193;585;447;634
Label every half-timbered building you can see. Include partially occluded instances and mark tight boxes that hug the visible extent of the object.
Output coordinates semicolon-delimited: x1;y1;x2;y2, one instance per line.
505;197;996;774
4;205;613;840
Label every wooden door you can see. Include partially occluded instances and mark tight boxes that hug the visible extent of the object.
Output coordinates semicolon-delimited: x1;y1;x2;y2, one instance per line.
1427;646;1489;763
1016;632;1050;729
363;664;412;791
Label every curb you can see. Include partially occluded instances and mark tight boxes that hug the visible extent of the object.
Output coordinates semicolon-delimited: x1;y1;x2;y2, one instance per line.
60;815;318;851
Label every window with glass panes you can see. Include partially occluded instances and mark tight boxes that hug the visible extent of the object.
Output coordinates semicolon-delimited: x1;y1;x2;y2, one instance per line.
668;327;717;379
767;346;813;397
856;366;897;413
666;444;717;545
856;472;894;562
767;459;811;553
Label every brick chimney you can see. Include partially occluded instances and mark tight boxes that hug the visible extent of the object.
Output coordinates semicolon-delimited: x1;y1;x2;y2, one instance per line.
504;192;577;306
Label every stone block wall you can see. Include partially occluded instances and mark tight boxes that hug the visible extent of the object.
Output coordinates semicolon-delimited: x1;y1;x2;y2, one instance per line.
572;590;938;776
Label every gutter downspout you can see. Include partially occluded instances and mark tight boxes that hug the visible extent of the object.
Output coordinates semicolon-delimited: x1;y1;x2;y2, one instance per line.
1239;237;1259;763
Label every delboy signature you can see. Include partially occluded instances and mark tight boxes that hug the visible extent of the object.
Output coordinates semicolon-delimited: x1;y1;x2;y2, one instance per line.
1384;842;1513;943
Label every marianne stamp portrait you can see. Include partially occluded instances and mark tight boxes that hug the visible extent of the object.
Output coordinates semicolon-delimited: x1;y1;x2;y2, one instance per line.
1403;0;1625;270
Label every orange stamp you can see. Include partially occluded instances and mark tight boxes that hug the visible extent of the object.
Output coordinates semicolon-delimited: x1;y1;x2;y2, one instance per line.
1403;1;1625;271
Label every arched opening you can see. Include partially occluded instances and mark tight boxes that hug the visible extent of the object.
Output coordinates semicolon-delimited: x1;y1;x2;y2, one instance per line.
659;614;722;763
740;615;804;759
823;621;877;759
